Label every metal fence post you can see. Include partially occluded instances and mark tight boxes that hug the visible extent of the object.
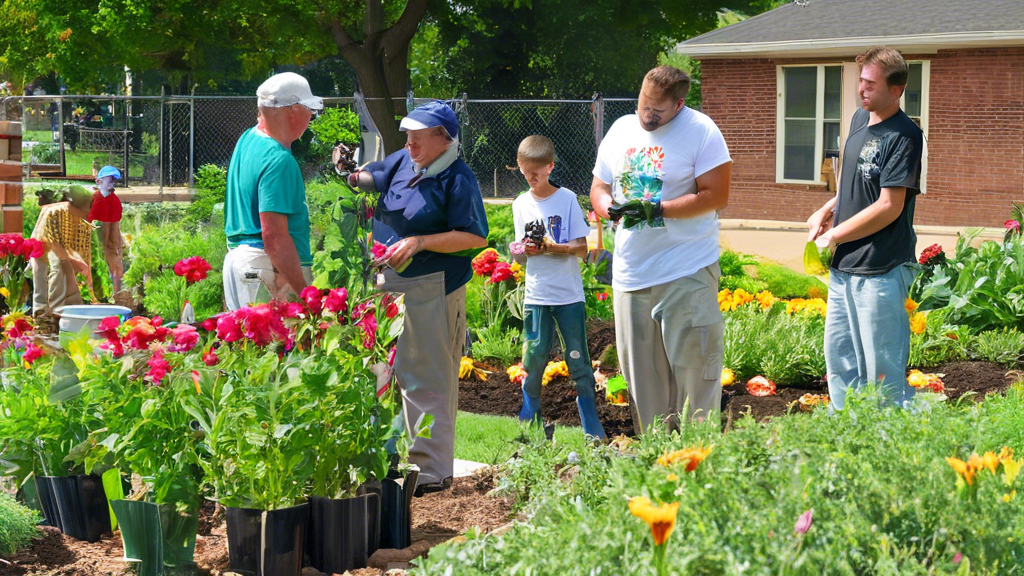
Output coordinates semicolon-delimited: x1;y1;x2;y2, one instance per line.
159;87;165;196
593;93;604;150
188;86;195;190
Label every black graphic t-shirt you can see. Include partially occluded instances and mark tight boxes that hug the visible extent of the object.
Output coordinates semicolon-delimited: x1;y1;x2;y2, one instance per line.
832;108;923;275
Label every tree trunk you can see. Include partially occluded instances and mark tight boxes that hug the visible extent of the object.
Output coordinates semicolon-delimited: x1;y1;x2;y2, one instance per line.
328;0;427;155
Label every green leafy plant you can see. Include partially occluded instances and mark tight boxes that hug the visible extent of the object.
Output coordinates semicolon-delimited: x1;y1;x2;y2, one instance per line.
908;308;973;368
918;233;1024;332
580;259;613;320
485;203;515;249
723;304;826;385
296;107;361;166
472;323;521;366
0;491;39;557
971;328;1024;367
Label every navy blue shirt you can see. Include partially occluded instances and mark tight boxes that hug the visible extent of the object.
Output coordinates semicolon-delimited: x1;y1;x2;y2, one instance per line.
366;149;489;294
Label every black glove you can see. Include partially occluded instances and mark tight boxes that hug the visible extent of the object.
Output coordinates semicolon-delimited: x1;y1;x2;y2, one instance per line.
606;203;629;222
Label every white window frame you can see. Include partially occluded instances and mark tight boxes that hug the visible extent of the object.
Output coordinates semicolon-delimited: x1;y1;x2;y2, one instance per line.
901;60;930;193
776;64;843;185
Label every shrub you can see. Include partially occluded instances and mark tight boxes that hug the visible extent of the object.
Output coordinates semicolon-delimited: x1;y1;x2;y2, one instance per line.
971;328;1024;367
142;270;224;321
755;261;827;299
485;203;515;250
908;308;973;368
184;164;228;227
295;107;361;167
472;323;522;366
0;491;38;556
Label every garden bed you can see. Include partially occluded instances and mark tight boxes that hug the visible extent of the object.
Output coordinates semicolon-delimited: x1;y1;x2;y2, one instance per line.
2;472;513;576
459;321;1022;434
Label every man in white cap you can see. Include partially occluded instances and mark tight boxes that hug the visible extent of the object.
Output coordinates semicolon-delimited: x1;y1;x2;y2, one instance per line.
223;72;322;310
349;100;488;495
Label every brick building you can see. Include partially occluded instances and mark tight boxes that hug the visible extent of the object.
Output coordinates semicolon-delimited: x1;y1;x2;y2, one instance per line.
677;0;1024;227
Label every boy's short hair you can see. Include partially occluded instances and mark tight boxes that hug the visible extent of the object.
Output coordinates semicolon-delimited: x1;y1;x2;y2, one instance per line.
517;135;556;165
856;47;909;88
643;66;691;102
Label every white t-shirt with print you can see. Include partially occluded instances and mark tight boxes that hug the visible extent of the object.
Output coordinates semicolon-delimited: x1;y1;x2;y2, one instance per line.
593;108;732;292
512;187;591;306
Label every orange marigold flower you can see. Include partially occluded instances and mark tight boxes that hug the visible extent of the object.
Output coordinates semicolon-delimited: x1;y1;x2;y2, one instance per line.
657;446;712;472
910;312;927;335
628;497;679;546
905;297;919;315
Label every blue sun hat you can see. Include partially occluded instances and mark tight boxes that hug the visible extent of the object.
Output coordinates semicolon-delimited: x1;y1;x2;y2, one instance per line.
97;165;121;180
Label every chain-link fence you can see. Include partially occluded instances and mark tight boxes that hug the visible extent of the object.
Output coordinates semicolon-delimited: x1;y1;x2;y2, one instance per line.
1;93;637;197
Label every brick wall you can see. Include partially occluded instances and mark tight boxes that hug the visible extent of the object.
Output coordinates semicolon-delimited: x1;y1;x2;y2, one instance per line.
700;48;1024;227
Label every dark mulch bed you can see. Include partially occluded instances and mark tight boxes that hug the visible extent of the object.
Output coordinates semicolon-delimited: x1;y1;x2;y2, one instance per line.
460;320;1022;435
2;473;512;576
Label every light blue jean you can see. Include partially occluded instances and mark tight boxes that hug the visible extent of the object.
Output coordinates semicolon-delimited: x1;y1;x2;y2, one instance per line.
825;263;920;411
520;302;607;439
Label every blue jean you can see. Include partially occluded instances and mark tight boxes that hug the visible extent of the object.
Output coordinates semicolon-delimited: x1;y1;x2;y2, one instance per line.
520;302;607;439
825;263;919;411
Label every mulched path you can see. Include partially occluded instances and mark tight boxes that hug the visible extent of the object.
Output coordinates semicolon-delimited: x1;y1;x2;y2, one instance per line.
2;473;513;576
460;320;1023;435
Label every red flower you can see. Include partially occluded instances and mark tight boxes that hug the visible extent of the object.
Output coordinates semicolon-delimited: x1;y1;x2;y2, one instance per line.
20;238;44;259
1006;219;1021;232
237;304;292;348
200;317;218;331
385;300;399;319
471;249;499;277
99;338;125;358
282;301;305;319
124;317;165;350
387;346;396;366
351;300;375;322
371;241;388;260
7;317;33;340
918;243;945;266
596;292;609;301
173;256;212;284
324;288;349;314
169;324;199;352
202;348;219;366
146;352;170;384
216;313;243;343
22;343;43;365
301;286;325;315
489;261;513;284
96;316;120;342
357;313;378;350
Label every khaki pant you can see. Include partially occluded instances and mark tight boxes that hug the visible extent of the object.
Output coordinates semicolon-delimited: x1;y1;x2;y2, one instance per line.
381;270;465;486
614;263;724;433
222;245;312;311
31;252;83;314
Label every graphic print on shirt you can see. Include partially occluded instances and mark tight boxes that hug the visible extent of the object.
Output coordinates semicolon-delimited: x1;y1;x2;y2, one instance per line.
858;138;882;182
546;214;564;244
616;146;666;228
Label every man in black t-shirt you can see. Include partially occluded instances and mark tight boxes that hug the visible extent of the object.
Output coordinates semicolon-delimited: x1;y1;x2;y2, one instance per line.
806;47;923;411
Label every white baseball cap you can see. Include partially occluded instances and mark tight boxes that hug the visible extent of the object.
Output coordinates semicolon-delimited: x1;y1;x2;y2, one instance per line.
256;72;323;110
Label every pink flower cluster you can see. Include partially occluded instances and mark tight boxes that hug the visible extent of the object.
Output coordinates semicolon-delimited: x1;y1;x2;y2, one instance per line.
173;256;212;284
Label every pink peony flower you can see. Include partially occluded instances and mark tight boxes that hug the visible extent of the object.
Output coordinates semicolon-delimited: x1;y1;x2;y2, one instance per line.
301;286;325;315
169;324;199;352
22;343;43;365
1006;219;1021;232
794;509;813;535
146;352;170;384
173;256;212;283
200;317;218;331
216;313;243;343
202;348;219;366
357;313;378;350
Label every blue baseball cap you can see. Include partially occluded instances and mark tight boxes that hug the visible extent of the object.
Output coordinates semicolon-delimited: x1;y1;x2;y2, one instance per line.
400;100;459;139
97;166;121;180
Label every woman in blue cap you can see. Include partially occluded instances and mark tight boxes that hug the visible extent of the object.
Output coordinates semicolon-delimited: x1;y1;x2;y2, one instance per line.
350;101;488;495
88;165;124;293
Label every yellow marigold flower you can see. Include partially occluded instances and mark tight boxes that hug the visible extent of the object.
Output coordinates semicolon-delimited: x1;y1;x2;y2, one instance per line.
666;473;679;482
459;356;489;381
755;290;777;310
0;287;9;299
628;497;679;546
1003;490;1017;503
905;297;919;315
542;360;569;386
657;446;712;472
998;446;1015;462
910;312;927;335
510;261;524;283
721;368;735;386
806;286;824;299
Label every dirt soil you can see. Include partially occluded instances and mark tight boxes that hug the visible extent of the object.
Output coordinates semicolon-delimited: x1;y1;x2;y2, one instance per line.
459;320;1022;434
1;473;513;576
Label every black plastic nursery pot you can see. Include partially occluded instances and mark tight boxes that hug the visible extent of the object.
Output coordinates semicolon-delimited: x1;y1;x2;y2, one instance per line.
379;466;419;550
33;476;62;530
110;499;199;576
225;503;309;576
39;474;111;542
306;490;381;574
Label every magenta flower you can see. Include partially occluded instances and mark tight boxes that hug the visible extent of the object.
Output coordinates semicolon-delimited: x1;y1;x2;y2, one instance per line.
1006;219;1021;232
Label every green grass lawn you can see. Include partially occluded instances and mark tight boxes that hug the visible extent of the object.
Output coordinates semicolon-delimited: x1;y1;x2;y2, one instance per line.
454;411;588;465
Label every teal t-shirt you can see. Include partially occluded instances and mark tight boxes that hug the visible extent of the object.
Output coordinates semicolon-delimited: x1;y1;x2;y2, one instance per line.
224;127;312;266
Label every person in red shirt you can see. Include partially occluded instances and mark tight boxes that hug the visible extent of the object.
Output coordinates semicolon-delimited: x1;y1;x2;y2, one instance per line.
88;165;124;293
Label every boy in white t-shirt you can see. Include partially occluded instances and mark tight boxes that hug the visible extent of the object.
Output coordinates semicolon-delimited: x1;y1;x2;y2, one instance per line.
511;135;606;440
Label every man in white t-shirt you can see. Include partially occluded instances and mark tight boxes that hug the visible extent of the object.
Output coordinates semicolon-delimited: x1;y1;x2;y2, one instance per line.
590;66;733;431
512;135;607;440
